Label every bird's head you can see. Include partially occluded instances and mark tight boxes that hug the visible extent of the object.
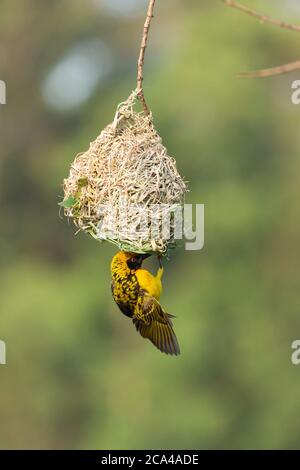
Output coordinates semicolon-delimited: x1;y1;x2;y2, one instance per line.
118;251;151;270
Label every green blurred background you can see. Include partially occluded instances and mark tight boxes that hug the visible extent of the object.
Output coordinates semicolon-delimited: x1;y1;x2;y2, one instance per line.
1;0;300;450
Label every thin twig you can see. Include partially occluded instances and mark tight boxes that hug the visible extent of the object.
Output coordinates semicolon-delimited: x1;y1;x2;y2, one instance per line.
238;60;300;78
222;0;300;32
137;0;156;115
222;0;300;78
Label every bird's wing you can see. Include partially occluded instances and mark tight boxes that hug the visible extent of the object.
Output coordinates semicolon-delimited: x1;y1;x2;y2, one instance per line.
133;292;180;356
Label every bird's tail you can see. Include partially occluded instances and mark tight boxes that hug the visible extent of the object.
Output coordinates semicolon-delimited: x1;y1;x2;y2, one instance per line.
133;315;180;356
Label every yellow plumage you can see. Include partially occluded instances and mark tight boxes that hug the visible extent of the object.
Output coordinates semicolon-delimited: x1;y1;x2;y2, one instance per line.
135;267;163;300
111;251;180;356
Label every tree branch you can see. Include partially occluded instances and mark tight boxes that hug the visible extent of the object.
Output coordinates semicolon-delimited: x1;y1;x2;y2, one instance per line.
222;0;300;78
238;60;300;78
222;0;300;33
136;0;156;115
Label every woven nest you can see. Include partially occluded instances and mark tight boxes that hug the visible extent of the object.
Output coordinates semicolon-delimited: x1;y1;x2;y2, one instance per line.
62;92;187;254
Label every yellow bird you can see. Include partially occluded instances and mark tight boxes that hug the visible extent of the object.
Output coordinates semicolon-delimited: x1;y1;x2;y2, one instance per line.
111;251;180;356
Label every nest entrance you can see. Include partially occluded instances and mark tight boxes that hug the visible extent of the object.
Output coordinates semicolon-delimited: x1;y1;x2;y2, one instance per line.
62;92;187;254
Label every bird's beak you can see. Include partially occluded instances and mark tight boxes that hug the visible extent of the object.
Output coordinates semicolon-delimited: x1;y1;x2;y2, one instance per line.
137;253;151;264
140;253;151;260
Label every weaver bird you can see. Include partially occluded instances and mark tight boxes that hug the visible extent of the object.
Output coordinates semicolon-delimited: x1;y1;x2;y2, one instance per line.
111;251;180;356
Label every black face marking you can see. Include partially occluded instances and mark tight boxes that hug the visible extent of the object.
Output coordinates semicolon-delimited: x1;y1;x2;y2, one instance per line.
127;256;141;270
127;253;151;270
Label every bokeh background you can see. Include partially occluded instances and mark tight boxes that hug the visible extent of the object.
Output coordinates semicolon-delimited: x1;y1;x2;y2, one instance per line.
1;0;300;450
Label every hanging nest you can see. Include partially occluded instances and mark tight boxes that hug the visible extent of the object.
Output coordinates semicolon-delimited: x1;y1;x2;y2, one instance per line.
61;92;187;255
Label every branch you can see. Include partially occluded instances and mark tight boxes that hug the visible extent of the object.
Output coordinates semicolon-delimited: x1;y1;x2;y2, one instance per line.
137;0;156;115
222;0;300;78
238;60;300;78
222;0;300;33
